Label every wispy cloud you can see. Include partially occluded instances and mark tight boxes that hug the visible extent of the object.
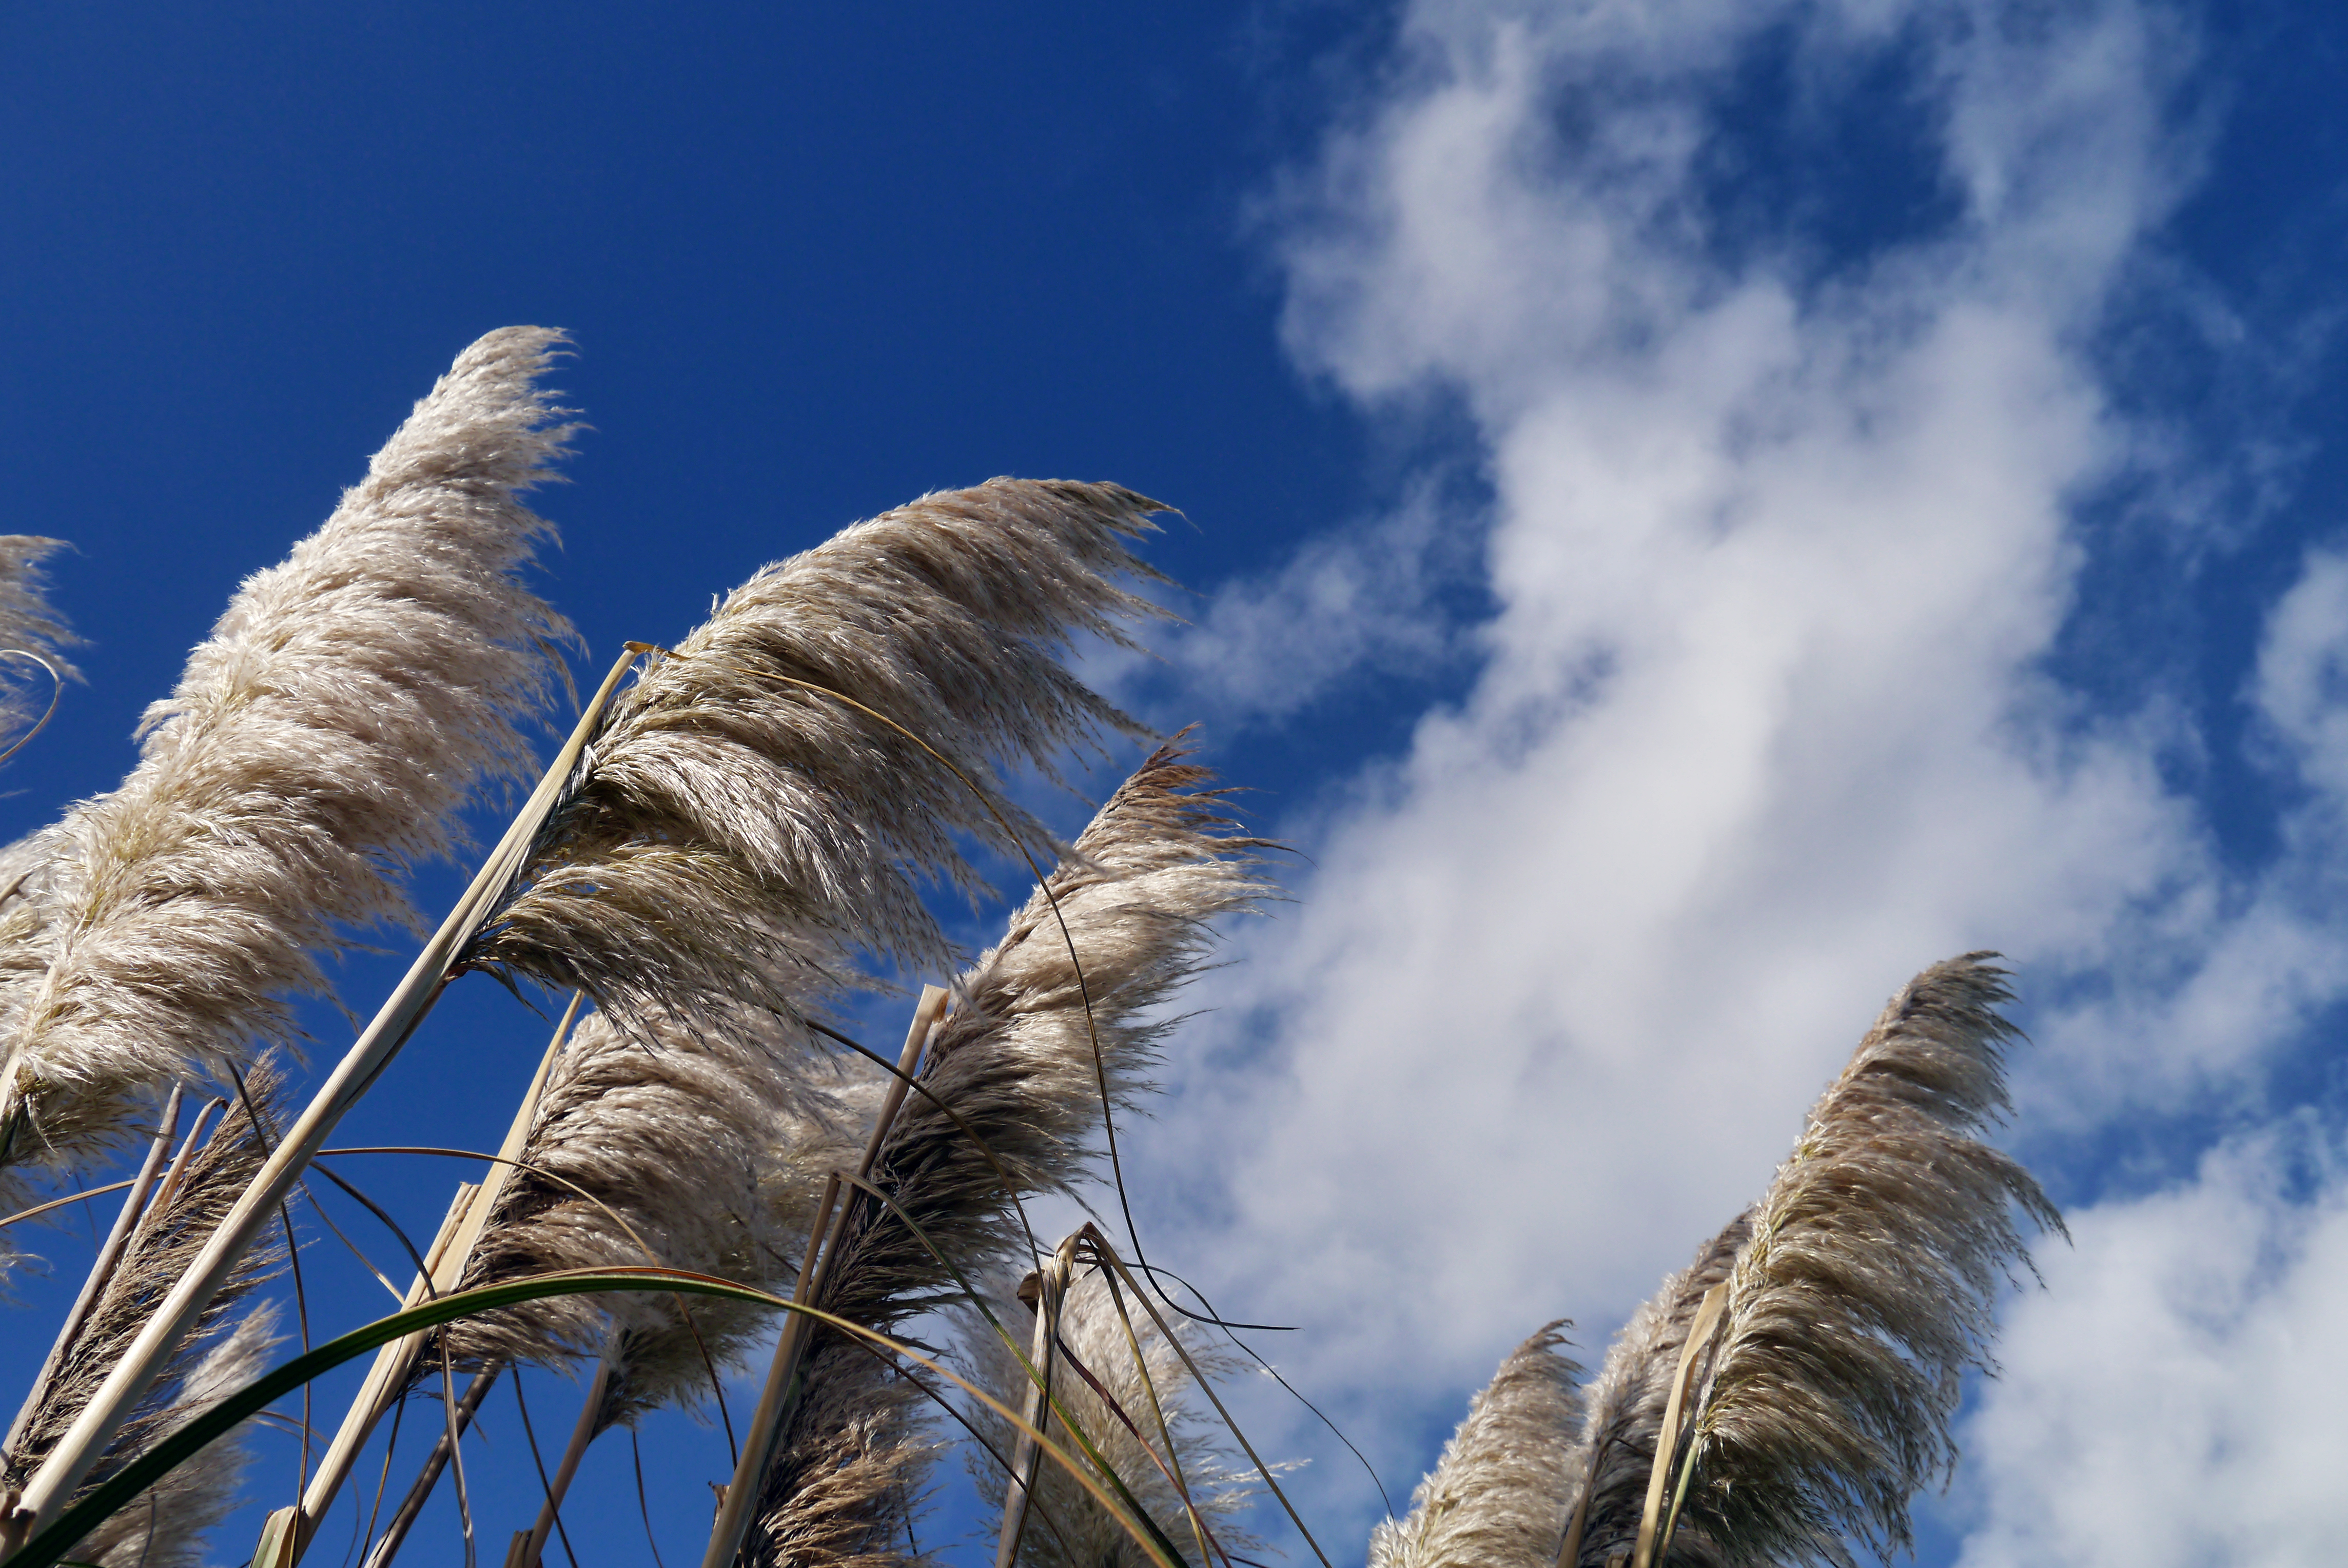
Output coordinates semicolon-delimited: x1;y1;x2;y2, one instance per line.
1101;2;2348;1559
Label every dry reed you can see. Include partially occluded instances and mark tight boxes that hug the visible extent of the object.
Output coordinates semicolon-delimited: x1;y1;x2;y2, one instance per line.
973;1268;1258;1568
0;535;76;736
1678;954;2063;1566
56;1306;280;1568
463;478;1171;1041
4;1069;283;1503
0;328;576;1198
440;1004;879;1432
1368;1325;1583;1568
746;741;1274;1567
1563;1216;1747;1568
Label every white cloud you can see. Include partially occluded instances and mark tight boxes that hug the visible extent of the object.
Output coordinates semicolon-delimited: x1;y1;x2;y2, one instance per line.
1106;0;2348;1558
1957;1126;2348;1568
1109;486;1469;732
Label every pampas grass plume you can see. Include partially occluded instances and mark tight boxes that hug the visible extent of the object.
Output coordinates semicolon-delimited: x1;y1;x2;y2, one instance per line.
1563;1216;1747;1568
0;535;76;737
975;1268;1259;1568
1682;954;2063;1565
467;478;1171;1039
0;328;576;1190
747;740;1273;1567
56;1306;281;1568
1369;1325;1583;1568
443;1004;879;1432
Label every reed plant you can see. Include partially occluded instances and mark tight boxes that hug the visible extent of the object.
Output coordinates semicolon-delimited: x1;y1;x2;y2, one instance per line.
0;329;2061;1568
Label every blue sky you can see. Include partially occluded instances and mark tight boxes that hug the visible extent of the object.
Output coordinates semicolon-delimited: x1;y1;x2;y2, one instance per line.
5;4;2348;1566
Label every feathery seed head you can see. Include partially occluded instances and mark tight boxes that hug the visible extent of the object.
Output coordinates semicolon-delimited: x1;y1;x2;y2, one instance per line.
57;1305;281;1568
0;328;577;1195
464;478;1172;1039
5;1067;285;1494
441;1004;879;1425
1682;953;2063;1566
0;535;77;742
1564;1216;1748;1568
973;1267;1262;1568
1371;1325;1585;1568
747;741;1273;1567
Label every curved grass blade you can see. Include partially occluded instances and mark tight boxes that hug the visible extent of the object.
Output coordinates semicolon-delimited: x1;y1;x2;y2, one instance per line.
8;1268;1180;1568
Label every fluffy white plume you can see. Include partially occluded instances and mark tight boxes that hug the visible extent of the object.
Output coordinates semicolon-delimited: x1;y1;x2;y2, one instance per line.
974;1268;1261;1568
1684;955;2062;1565
466;478;1170;1037
0;535;76;739
1369;1324;1584;1568
0;327;576;1191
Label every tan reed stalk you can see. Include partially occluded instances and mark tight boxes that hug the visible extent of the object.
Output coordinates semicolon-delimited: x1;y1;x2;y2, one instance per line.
1627;1283;1725;1568
281;996;581;1565
734;742;1274;1568
1368;1326;1585;1568
1675;954;2065;1566
4;1088;184;1461
1557;1216;1748;1568
973;1256;1260;1568
460;477;1172;1043
993;1247;1070;1568
3;1071;285;1562
2;645;646;1551
0;327;576;1208
51;1306;281;1568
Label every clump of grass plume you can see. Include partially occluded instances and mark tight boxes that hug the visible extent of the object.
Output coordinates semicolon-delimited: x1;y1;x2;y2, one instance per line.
1564;1215;1747;1568
0;328;576;1193
5;1070;284;1497
746;741;1274;1568
466;479;1172;1042
442;1004;877;1432
974;1268;1259;1568
1369;1325;1583;1568
1679;954;2063;1566
57;1306;280;1568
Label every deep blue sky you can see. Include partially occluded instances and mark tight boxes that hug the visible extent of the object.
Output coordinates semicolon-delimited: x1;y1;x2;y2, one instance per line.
8;5;2348;1567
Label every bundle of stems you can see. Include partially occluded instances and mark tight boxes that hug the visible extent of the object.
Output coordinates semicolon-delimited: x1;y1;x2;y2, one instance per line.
50;1307;279;1568
733;741;1274;1568
3;1070;287;1563
0;329;1185;1564
0;323;2071;1568
971;1260;1259;1568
